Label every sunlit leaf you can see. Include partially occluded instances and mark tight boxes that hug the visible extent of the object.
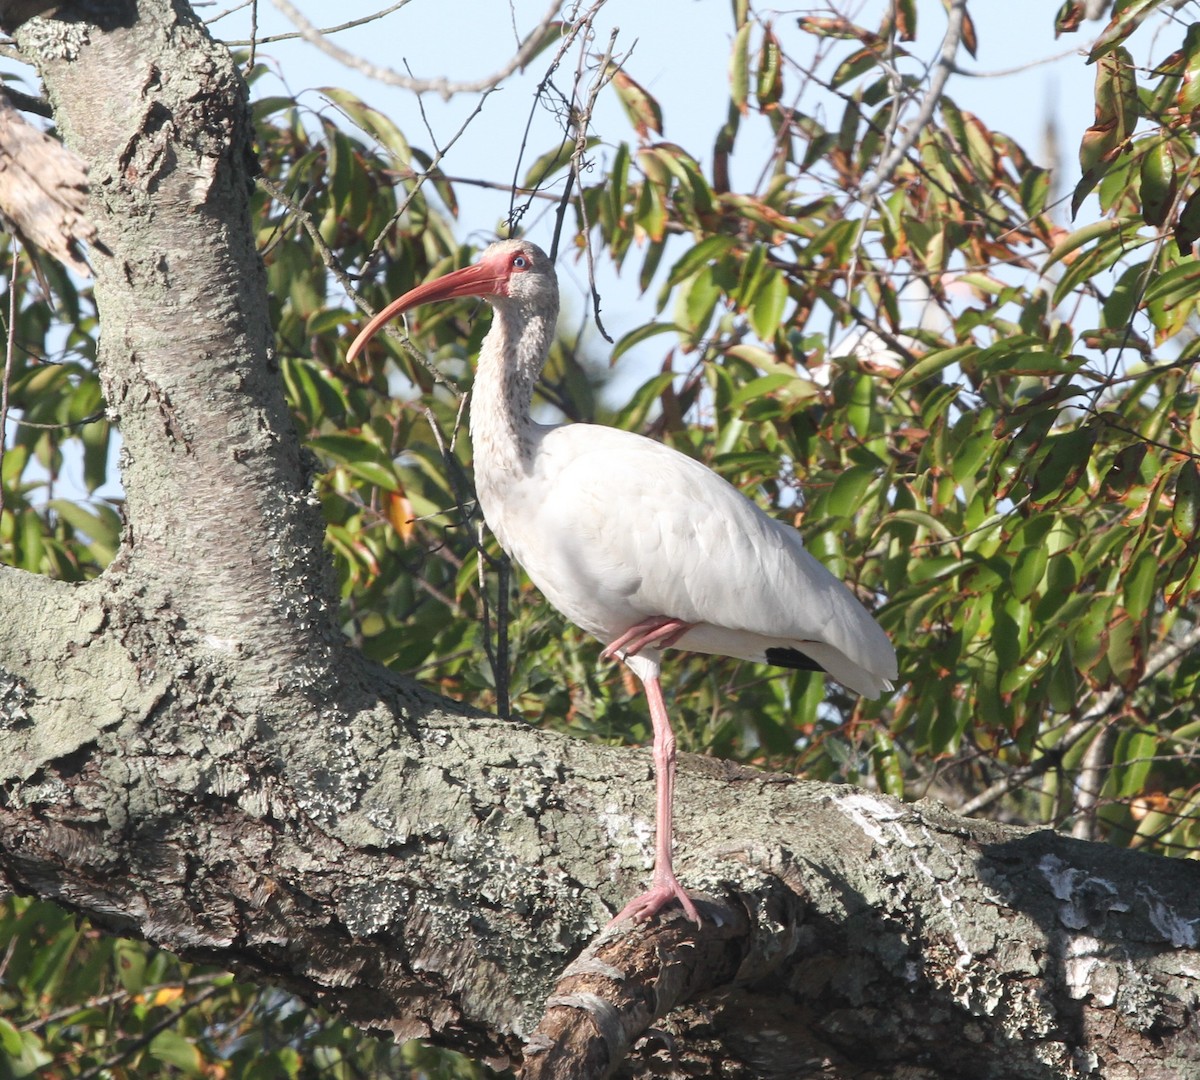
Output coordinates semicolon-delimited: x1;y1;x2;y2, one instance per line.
730;21;752;115
1172;460;1200;541
610;68;663;139
1138;138;1177;228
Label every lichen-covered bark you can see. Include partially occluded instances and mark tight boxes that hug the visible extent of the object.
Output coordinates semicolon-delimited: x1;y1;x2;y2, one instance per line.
0;4;1197;1079
22;0;338;690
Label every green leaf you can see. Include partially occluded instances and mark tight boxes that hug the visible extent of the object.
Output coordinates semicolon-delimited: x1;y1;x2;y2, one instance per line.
1012;545;1049;601
0;1016;23;1056
522;138;589;188
1044;216;1139;272
730;21;752;115
747;270;788;340
1141;261;1200;308
1102;442;1148;497
309;434;399;492
756;26;783;108
115;939;147;994
150;1029;205;1076
1122;548;1159;622
729;373;796;408
320;86;412;162
885;508;957;544
1139;138;1177;228
611;68;663;138
1175;187;1200;255
1030;426;1097;504
833;47;882;89
0;1022;51;1077
892;343;977;389
1172;460;1200;541
872;730;905;796
664;236;738;289
826;465;876;519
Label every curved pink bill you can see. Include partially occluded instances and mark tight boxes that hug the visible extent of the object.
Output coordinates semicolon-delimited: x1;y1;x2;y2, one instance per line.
346;259;509;363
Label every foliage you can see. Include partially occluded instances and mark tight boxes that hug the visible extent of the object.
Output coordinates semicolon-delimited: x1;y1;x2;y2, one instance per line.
3;0;1200;1074
0;895;487;1078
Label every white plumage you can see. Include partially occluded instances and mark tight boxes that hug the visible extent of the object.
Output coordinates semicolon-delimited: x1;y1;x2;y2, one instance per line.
349;239;898;926
484;423;894;696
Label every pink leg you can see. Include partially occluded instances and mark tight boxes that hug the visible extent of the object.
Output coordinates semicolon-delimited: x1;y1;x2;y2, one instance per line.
608;668;701;927
600;615;692;661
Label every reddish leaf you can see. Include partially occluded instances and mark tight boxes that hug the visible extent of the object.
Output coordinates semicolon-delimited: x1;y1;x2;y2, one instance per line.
611;69;663;139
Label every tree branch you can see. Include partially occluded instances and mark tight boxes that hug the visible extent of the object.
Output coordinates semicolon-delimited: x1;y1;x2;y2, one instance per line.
0;91;96;275
856;0;967;207
269;0;565;100
2;6;1199;1079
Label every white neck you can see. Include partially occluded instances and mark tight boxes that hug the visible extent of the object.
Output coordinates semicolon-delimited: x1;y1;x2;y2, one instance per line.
468;300;554;478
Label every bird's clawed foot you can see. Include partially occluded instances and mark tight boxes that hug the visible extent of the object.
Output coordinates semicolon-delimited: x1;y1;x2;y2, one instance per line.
608;875;702;928
601;616;694;661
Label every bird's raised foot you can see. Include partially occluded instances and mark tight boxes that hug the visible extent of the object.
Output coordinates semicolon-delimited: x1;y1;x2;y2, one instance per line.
608;879;702;928
601;615;694;662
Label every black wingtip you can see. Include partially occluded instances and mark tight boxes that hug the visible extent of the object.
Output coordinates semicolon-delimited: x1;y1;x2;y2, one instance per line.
765;647;826;673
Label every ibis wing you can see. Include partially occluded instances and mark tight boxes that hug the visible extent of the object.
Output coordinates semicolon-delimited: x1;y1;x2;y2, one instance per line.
513;425;896;694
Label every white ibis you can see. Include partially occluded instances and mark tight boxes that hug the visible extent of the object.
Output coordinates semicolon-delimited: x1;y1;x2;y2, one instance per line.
348;239;897;926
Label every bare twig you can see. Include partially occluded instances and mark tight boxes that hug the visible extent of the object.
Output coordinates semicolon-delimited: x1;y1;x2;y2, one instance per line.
506;0;610;239
255;174;358;300
1;84;50;120
22;974;226;1033
269;0;564;100
0;243;16;521
856;0;967;207
948;47;1083;79
245;0;257;73
8;409;104;430
425;398;513;719
225;1;415;46
76;985;222;1080
561;29;621;342
352;72;495;275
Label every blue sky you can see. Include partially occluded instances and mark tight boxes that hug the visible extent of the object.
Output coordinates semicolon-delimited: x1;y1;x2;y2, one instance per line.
231;0;1101;247
223;2;1104;395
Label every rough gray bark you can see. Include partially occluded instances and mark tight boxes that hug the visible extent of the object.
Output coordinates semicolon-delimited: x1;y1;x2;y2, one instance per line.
0;3;1197;1079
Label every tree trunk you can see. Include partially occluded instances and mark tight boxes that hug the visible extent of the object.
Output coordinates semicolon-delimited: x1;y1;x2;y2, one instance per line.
0;4;1197;1078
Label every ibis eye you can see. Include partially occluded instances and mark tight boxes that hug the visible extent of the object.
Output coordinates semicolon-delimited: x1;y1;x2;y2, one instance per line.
512;254;528;270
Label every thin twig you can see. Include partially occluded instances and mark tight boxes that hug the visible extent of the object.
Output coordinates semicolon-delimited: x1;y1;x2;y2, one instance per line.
77;985;223;1080
948;47;1083;79
256;175;359;300
223;1;415;45
246;0;257;73
353;74;496;276
856;0;967;206
8;409;104;430
424;400;511;718
566;31;620;343
22;974;226;1034
0;244;18;521
506;0;609;238
269;0;564;101
1;85;51;120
